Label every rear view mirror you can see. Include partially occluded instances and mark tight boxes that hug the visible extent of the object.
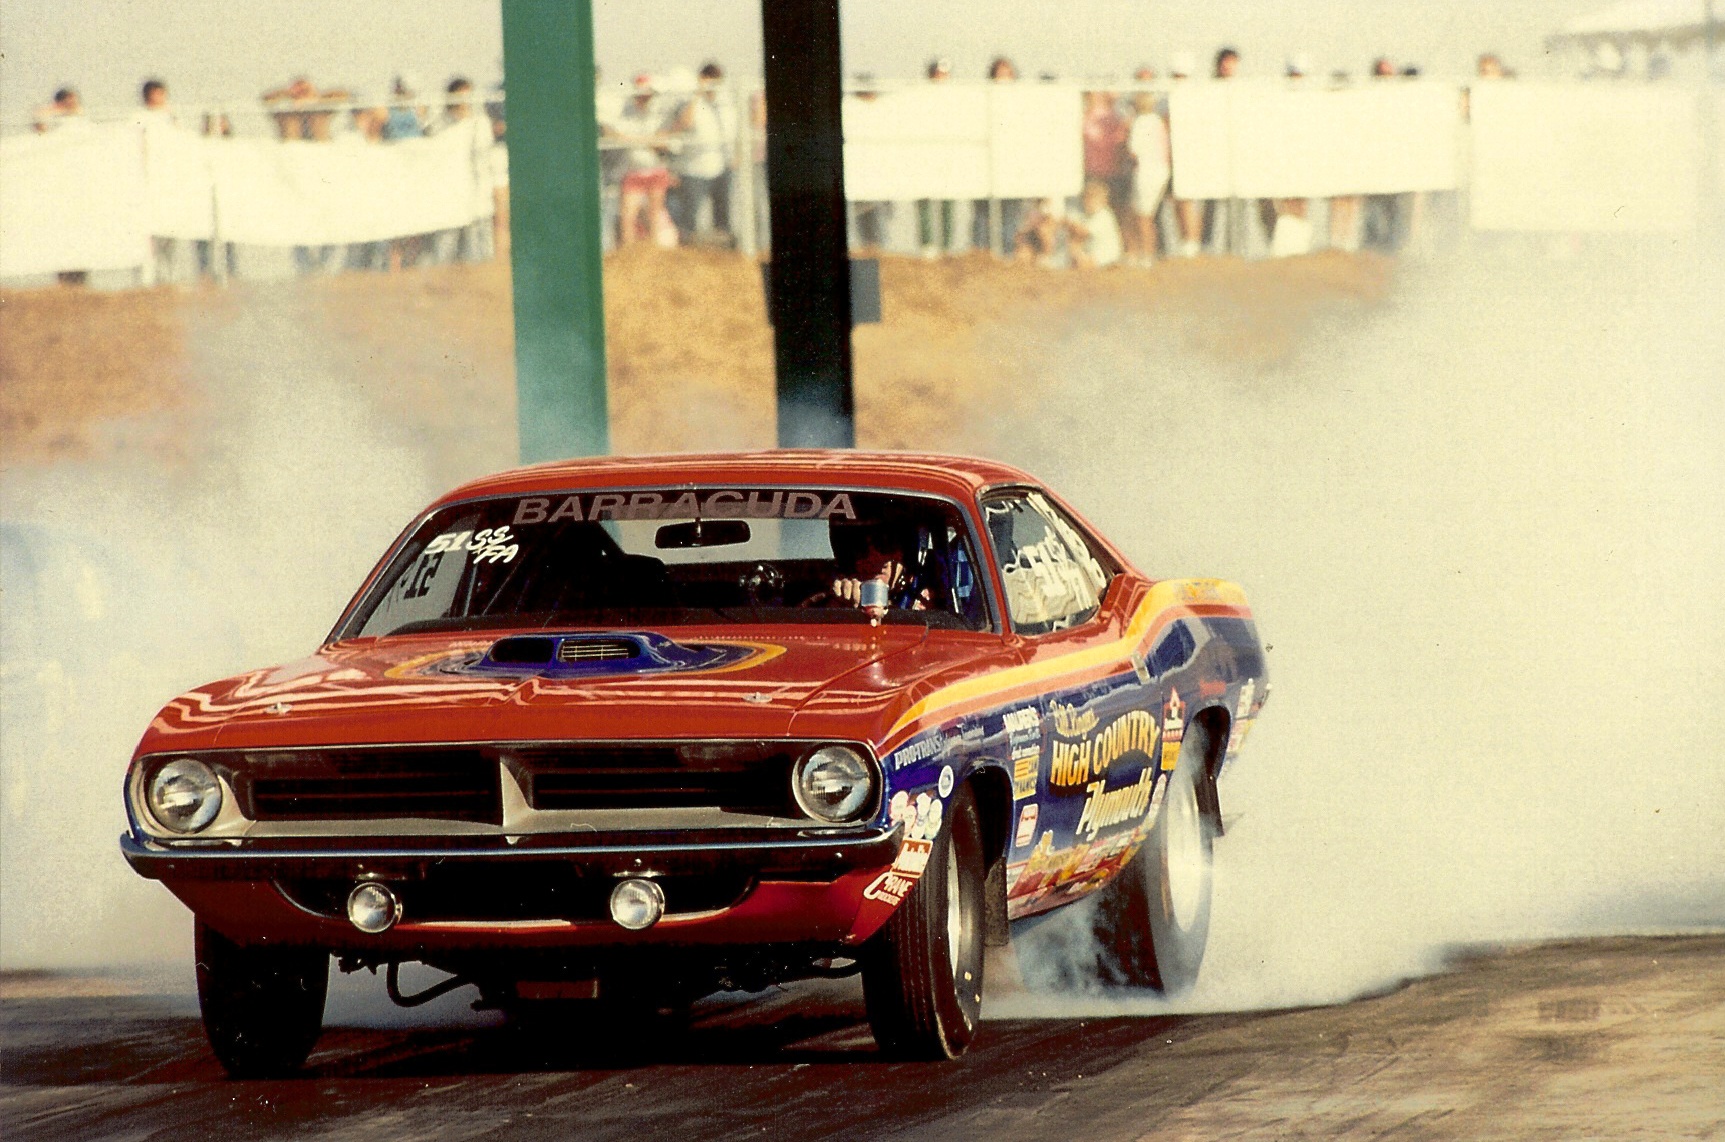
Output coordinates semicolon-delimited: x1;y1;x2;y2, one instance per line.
655;520;751;549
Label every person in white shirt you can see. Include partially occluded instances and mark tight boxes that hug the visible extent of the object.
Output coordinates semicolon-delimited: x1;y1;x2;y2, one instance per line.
33;86;89;134
1066;181;1124;268
429;76;499;263
668;62;737;246
1126;90;1171;262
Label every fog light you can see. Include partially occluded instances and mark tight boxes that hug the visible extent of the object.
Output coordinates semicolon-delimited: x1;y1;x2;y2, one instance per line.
347;882;401;934
609;878;665;930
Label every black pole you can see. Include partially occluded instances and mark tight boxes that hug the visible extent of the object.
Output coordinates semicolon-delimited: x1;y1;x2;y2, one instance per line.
761;0;855;448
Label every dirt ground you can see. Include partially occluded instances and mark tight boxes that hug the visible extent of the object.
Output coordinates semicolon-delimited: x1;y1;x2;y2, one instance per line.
3;935;1721;1140
0;247;1390;470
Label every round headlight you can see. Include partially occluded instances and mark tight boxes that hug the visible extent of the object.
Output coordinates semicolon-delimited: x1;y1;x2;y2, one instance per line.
793;746;876;823
146;758;223;833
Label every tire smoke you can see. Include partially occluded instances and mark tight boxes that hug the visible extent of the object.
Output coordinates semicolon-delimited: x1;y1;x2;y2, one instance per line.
0;288;440;971
974;240;1725;1015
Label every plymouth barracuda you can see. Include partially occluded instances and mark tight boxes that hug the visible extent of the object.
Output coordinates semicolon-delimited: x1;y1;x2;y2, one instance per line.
121;450;1268;1072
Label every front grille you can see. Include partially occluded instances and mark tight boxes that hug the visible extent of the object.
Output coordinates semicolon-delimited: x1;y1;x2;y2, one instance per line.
276;866;753;922
557;637;638;663
239;750;502;824
512;745;798;816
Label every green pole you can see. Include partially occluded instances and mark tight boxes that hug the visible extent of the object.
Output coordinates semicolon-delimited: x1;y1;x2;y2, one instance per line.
501;0;608;461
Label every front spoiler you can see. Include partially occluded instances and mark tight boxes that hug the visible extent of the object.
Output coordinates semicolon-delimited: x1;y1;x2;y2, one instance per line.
119;827;900;884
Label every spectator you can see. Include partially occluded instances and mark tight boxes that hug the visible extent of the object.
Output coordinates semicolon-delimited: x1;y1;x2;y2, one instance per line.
1263;57;1314;256
848;75;893;251
594;67;627;253
263;77;348;271
197;111;238;279
429;77;498;264
262;76;316;139
1013;197;1064;266
1126;90;1170;262
916;57;959;258
1199;47;1242;253
1082;89;1131;229
1326;69;1362;251
36;87;90;284
383;74;426;140
342;95;393;272
1064;181;1123;268
971;56;1029;255
140;79;169;115
137;79;180;282
617;73;677;247
1361;57;1405;252
1167;53;1204;256
669;61;737;246
33;86;87;134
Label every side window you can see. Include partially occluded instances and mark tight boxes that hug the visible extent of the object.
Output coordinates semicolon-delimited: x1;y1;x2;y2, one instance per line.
981;490;1110;636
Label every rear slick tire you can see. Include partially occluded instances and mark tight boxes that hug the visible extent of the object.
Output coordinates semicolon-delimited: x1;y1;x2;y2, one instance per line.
195;921;328;1078
862;783;986;1060
1091;728;1215;995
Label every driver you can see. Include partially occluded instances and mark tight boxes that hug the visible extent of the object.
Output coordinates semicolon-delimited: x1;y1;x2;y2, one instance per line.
806;522;932;613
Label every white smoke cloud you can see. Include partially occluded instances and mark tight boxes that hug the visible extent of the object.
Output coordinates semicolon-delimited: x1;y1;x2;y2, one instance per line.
0;287;443;970
4;243;1720;1032
978;240;1725;1015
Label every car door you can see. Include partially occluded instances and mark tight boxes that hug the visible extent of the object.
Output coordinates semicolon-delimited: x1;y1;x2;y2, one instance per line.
979;488;1161;919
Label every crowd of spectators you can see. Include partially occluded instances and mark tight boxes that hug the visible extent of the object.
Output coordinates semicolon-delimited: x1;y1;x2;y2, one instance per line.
25;46;1528;285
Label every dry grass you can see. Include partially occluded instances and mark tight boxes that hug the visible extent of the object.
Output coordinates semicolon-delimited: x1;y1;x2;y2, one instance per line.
0;248;1392;466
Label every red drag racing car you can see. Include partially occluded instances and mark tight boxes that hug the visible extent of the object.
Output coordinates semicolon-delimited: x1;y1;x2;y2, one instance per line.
122;451;1267;1071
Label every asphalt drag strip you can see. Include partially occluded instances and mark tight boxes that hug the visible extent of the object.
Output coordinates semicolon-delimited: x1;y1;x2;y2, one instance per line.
3;934;1721;1141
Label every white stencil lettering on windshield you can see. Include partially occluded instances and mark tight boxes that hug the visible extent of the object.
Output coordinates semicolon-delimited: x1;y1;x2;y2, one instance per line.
423;525;519;564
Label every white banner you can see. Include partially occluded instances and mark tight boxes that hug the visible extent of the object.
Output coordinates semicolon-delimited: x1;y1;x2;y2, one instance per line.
141;118;216;240
0;126;148;277
1469;82;1700;232
988;86;1084;200
844;87;990;200
843;86;1082;201
3;121;497;275
1170;80;1463;199
209;127;492;246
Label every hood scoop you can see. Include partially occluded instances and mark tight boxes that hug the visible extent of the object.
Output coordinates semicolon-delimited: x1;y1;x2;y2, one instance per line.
472;631;753;678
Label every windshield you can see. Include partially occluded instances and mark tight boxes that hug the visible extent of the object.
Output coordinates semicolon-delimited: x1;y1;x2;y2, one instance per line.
339;487;991;637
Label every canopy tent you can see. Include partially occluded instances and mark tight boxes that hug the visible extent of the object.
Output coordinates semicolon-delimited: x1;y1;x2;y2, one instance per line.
1548;0;1723;48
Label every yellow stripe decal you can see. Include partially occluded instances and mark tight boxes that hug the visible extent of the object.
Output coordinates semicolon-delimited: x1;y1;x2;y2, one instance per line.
884;579;1249;745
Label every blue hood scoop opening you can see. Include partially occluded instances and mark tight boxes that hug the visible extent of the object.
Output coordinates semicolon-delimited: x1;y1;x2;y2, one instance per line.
472;632;751;677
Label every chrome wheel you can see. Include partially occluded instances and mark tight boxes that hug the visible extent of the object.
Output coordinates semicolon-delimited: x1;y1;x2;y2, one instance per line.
1164;766;1207;932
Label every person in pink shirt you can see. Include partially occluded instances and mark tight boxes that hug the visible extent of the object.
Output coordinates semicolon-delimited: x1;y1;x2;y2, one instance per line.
1082;90;1132;225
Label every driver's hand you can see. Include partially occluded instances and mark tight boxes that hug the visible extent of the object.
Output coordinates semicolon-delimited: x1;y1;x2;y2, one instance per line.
830;560;903;607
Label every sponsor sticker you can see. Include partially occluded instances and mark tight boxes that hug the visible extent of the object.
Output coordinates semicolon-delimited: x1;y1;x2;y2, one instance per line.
864;836;935;906
937;765;954;799
1049;709;1158;791
1012;754;1038;801
1048;700;1099;739
1014;803;1039;848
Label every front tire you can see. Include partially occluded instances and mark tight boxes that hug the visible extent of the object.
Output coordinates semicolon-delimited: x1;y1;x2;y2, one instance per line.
195;921;328;1078
862;783;986;1059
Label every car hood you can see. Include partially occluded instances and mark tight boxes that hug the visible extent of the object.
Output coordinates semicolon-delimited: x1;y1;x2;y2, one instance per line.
139;625;1001;754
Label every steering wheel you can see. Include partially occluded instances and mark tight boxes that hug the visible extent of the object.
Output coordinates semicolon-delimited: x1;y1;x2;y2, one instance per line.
738;562;785;605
